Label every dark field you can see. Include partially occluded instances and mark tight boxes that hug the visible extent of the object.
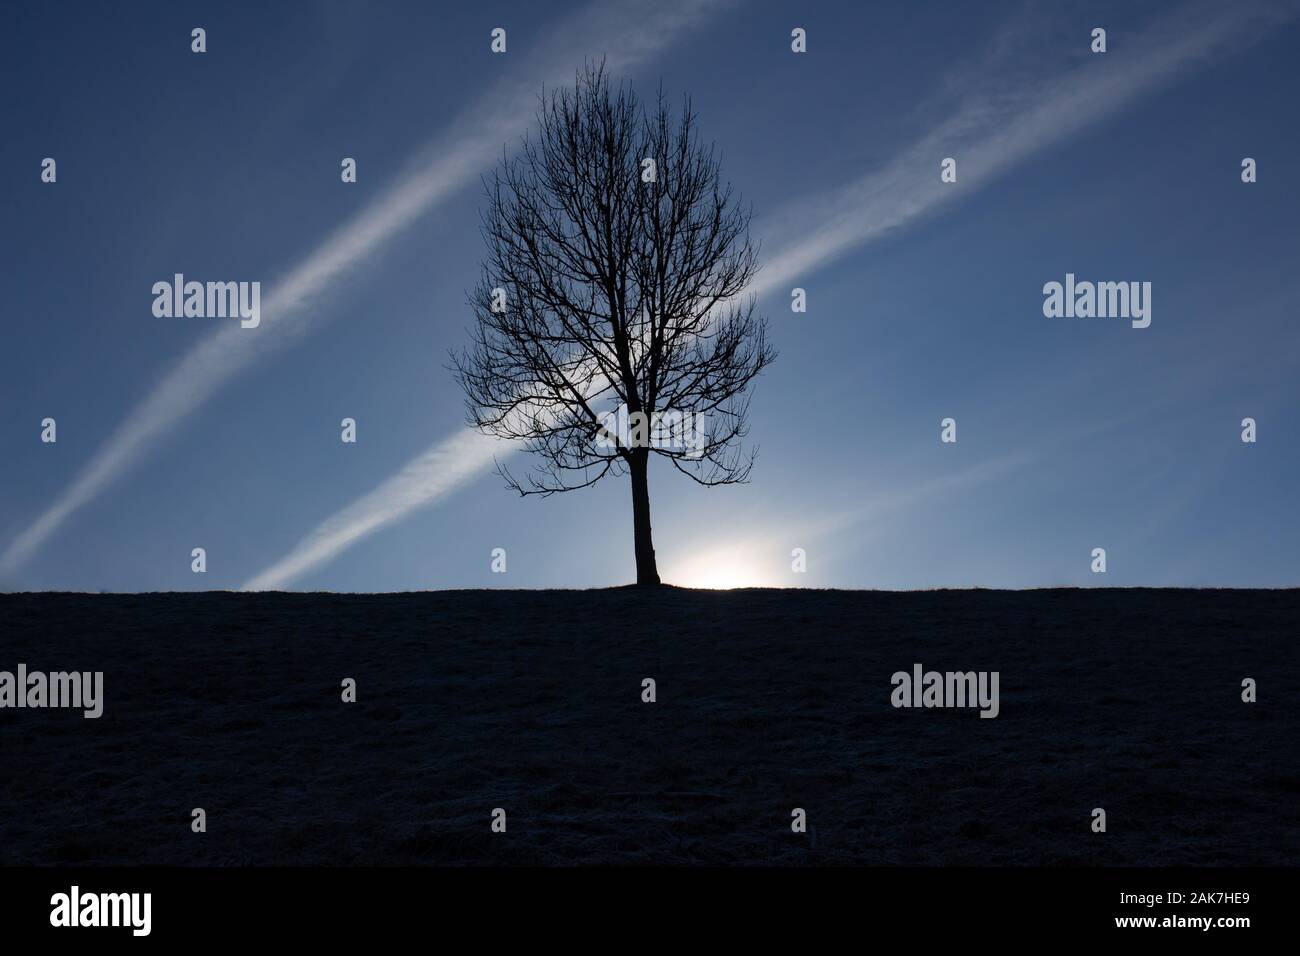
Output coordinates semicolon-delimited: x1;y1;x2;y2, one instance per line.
0;588;1296;866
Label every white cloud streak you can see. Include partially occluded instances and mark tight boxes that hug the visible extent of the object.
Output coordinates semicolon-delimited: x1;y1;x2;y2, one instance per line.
750;0;1298;298
241;1;1291;589
243;429;505;590
244;364;611;589
1;0;732;576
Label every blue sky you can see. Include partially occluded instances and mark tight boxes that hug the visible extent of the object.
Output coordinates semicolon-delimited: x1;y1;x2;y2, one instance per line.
3;0;1298;591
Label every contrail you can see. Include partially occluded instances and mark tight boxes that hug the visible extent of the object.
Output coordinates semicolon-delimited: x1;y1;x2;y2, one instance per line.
245;367;610;590
750;0;1298;298
243;430;505;591
0;0;733;575
245;0;1291;589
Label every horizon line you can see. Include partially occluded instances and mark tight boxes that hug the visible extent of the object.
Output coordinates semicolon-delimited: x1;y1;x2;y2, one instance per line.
3;585;1295;596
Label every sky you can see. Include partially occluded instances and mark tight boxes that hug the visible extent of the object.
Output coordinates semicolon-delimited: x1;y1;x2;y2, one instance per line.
3;0;1299;592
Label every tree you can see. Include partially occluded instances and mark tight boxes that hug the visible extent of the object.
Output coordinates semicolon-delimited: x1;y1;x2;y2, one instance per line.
453;63;774;586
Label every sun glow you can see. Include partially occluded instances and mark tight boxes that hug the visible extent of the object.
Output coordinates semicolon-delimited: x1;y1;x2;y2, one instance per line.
665;545;781;590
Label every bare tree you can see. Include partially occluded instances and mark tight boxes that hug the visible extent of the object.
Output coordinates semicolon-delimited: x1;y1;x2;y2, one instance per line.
453;63;774;586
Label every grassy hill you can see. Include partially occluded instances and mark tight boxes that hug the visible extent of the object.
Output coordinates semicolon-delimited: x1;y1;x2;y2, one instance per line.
1;588;1295;865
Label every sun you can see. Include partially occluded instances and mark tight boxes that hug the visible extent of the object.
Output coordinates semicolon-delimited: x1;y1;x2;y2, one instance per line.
665;545;778;589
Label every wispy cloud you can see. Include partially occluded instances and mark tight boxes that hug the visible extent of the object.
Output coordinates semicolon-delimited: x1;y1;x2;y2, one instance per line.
241;0;1292;590
244;430;504;590
0;0;731;576
244;362;611;589
750;0;1298;298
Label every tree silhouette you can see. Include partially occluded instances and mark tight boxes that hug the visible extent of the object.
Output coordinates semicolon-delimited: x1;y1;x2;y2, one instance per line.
454;63;773;586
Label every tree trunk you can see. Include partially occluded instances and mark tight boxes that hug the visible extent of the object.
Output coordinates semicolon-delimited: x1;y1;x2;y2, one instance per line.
629;450;661;586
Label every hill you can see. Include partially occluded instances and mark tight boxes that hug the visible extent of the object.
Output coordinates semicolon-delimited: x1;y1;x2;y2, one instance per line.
1;588;1295;865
